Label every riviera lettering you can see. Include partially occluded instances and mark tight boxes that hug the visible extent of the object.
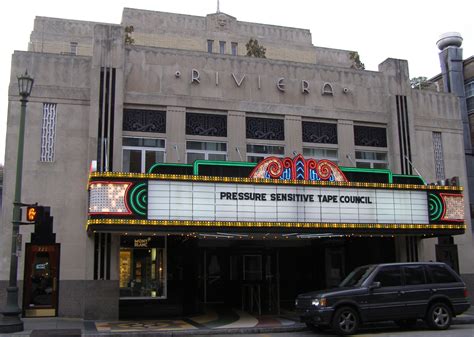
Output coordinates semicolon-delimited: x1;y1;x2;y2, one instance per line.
189;69;339;95
219;192;372;204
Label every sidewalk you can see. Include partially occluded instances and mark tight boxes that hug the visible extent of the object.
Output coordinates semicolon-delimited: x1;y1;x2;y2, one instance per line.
1;305;473;337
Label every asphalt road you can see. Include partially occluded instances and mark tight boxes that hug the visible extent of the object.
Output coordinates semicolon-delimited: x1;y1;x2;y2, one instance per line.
208;323;474;337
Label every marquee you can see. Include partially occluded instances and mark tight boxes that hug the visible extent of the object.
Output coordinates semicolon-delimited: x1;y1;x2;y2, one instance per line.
87;157;465;236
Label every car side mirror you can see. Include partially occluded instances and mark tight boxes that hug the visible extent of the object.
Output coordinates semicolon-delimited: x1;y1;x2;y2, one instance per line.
369;282;381;290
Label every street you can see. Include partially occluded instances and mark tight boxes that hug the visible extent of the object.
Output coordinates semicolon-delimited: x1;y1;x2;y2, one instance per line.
208;324;474;337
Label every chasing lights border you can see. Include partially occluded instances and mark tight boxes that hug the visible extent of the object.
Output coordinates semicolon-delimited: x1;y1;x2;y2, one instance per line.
440;193;464;222
88;181;133;215
86;219;466;231
89;172;463;192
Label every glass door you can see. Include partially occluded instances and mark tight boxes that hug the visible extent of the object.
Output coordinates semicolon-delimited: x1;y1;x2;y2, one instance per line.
23;244;60;317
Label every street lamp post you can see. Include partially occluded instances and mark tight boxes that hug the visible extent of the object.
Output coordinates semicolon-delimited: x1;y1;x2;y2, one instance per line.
0;71;34;333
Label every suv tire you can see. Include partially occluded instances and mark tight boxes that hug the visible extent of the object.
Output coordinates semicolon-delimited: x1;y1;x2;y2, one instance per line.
426;302;452;330
332;306;359;335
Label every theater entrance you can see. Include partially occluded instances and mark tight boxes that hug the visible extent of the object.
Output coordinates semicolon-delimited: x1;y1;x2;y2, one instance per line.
200;247;280;314
22;244;60;317
195;235;396;315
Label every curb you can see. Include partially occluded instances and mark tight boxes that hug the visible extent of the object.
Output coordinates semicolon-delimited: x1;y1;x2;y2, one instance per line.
453;316;474;325
83;324;307;337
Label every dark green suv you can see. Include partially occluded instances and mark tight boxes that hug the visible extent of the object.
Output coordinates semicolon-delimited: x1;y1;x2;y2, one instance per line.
295;262;470;335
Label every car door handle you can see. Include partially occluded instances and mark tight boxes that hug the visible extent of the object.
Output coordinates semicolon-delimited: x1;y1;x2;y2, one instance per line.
398;291;405;296
431;288;437;293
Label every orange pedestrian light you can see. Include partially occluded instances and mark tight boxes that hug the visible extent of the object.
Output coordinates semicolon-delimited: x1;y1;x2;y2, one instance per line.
26;206;42;222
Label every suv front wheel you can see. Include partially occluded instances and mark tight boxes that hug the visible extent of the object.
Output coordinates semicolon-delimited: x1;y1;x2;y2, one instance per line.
332;306;359;335
426;302;452;330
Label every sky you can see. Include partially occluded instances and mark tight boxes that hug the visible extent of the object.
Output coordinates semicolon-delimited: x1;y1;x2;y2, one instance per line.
0;0;473;164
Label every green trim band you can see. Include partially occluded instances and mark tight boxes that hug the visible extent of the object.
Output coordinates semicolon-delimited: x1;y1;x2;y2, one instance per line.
193;160;257;175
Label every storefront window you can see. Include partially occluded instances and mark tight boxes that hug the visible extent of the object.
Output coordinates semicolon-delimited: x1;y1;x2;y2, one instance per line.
119;236;166;299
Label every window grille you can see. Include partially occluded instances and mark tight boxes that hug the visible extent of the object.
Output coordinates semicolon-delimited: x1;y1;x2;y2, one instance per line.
302;121;337;144
432;132;445;180
246;117;284;140
354;125;387;147
40;103;57;162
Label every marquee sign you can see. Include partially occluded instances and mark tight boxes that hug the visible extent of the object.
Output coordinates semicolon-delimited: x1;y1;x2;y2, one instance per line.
87;157;465;235
146;181;428;224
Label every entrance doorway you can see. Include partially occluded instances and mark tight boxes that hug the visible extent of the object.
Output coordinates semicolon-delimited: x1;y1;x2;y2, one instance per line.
23;244;60;317
200;247;280;315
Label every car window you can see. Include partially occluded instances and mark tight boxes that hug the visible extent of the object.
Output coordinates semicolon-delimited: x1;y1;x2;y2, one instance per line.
339;265;375;287
426;264;459;283
404;265;426;285
373;266;402;287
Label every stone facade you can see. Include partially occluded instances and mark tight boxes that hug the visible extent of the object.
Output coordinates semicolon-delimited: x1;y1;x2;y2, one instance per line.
2;8;473;319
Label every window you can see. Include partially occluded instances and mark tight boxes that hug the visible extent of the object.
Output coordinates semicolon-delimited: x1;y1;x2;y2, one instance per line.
207;40;214;53
465;81;474;112
123;109;166;133
122;137;165;173
186;141;227;163
404;265;426;285
119;236;166;299
40;103;57;162
246;144;284;163
354;126;387;147
303;147;338;163
302;121;337;144
355;151;388;169
246;117;285;140
219;41;226;54
70;42;78;55
373;266;402;287
186;112;227;137
231;42;238;56
340;265;375;287
426;264;459;284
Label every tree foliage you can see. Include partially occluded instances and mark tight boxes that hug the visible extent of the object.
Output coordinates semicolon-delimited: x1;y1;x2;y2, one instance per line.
349;51;365;70
410;76;431;89
246;38;266;58
124;25;135;45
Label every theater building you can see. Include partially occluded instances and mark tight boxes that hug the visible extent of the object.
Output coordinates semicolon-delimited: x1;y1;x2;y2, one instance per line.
1;8;473;320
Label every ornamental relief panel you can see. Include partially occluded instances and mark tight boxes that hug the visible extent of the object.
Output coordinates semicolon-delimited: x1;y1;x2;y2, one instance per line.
302;122;337;144
123;109;166;133
354;126;387;147
186;112;227;137
246;117;284;140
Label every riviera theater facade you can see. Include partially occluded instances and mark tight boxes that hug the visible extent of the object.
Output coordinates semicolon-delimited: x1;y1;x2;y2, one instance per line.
1;8;473;320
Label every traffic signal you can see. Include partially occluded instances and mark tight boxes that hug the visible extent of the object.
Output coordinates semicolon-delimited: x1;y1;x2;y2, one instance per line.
26;206;44;223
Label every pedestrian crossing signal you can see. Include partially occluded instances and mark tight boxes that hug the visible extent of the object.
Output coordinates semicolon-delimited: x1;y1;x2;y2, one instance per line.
26;206;43;222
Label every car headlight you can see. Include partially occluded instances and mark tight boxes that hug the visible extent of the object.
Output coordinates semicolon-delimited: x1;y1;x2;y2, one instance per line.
295;299;299;306
311;298;327;307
